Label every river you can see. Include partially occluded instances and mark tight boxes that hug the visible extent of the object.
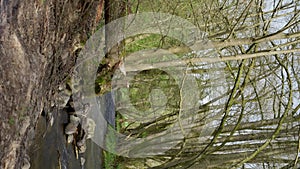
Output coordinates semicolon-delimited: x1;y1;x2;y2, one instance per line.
29;92;116;169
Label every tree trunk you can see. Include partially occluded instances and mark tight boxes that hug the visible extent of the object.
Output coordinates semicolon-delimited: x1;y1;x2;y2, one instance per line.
0;0;101;168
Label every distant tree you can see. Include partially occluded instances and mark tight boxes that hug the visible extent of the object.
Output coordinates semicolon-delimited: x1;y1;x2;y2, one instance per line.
116;0;300;168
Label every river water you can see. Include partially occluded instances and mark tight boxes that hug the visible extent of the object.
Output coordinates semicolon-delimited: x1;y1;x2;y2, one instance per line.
29;92;116;169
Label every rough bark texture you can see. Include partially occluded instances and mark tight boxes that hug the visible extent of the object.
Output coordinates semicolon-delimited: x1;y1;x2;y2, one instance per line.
0;0;101;168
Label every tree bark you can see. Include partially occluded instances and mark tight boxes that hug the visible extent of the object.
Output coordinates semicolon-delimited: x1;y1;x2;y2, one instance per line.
0;0;101;168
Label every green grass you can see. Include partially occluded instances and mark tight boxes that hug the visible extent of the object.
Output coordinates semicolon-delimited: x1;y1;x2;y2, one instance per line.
104;151;120;169
103;125;121;169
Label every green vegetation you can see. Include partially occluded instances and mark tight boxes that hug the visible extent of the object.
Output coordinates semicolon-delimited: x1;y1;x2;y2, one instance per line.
103;126;121;169
125;34;183;53
9;118;15;125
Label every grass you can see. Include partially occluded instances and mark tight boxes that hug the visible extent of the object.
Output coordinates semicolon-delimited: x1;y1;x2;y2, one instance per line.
104;151;120;169
103;125;121;169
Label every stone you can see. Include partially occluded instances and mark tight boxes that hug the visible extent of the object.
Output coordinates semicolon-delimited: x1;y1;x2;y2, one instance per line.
76;137;85;147
70;115;81;125
65;123;78;135
80;157;86;166
67;134;74;144
78;144;86;154
86;118;96;139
